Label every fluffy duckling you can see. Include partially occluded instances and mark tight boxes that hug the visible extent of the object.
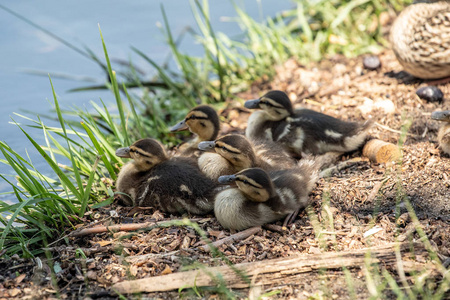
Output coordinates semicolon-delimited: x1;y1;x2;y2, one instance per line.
170;105;220;157
214;162;319;230
115;138;217;215
431;110;450;155
197;133;296;181
245;90;373;156
390;0;450;79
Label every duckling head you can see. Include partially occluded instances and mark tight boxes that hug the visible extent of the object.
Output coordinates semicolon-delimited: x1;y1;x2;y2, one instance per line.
169;105;220;141
245;90;293;121
115;138;168;172
218;168;275;202
431;110;450;123
198;134;256;169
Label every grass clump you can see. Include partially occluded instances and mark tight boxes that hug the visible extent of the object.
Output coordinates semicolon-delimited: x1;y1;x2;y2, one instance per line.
0;28;134;257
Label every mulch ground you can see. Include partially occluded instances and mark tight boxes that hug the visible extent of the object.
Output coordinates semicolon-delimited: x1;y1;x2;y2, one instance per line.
1;49;449;299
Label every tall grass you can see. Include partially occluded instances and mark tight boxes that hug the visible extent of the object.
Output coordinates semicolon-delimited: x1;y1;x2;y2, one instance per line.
70;0;413;117
0;29;136;257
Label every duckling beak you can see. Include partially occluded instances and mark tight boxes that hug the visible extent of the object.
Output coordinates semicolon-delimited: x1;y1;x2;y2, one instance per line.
244;99;260;109
218;174;237;184
431;111;450;122
169;119;189;132
115;147;131;158
198;141;216;151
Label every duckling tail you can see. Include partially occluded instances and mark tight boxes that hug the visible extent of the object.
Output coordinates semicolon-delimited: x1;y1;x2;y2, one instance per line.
297;152;340;191
298;152;340;173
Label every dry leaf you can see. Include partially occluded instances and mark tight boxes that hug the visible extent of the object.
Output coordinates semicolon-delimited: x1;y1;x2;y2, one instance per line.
15;273;26;284
90;240;113;247
9;288;20;297
129;265;138;277
161;265;172;275
181;236;191;249
208;230;225;239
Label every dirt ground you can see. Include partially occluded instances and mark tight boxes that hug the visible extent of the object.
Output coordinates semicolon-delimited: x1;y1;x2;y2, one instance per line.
1;49;449;299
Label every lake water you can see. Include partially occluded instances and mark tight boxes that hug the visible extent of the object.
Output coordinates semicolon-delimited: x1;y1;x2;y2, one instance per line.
0;1;293;200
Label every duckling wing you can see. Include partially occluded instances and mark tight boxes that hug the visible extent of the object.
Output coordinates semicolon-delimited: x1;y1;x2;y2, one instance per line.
269;167;320;213
137;158;217;214
281;109;372;154
252;138;297;170
292;109;362;135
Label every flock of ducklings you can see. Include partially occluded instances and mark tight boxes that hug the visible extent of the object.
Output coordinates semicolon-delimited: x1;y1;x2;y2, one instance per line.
115;90;375;230
113;0;450;231
115;90;450;231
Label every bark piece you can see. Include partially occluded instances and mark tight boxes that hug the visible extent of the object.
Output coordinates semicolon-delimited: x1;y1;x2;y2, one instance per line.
113;242;426;294
199;226;262;252
363;139;400;163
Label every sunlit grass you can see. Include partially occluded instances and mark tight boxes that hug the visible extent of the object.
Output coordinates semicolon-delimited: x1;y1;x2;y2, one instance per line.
0;29;129;257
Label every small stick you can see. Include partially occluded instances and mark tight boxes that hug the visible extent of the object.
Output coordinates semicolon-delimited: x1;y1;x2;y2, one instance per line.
70;218;203;237
199;226;261;252
125;251;180;264
364;178;389;203
320;157;364;178
43;245;111;256
262;224;285;233
375;122;421;138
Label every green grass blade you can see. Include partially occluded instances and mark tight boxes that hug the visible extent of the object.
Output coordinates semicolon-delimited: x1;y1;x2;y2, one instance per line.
98;25;130;146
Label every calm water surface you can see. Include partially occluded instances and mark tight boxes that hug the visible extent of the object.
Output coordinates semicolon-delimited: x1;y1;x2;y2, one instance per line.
0;1;293;200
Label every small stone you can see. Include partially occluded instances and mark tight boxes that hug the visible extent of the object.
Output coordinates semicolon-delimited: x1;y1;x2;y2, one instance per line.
416;86;444;103
363;55;381;70
86;270;97;280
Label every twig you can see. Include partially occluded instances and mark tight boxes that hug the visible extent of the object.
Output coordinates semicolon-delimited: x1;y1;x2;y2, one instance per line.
43;241;138;255
320;157;364;178
421;126;428;139
375;122;421;138
70;218;203;237
125;251;180;264
199;226;262;252
364;178;389;203
43;245;111;256
262;224;285;233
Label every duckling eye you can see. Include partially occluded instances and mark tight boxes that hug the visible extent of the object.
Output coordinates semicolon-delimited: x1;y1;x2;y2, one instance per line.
200;122;206;127
243;179;249;184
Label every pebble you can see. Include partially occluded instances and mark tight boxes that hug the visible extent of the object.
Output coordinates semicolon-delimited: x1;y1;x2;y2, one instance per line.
416;86;444;103
363;55;381;70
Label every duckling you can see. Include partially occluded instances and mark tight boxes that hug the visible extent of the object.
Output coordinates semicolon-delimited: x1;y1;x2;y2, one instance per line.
245;90;373;157
170;105;220;157
115;138;217;215
197;133;296;181
431;110;450;155
214;162;319;230
390;0;450;80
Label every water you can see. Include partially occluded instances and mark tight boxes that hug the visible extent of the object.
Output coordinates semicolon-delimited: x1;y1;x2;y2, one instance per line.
0;0;293;200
